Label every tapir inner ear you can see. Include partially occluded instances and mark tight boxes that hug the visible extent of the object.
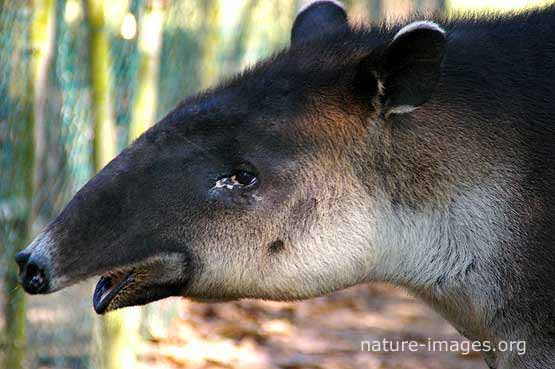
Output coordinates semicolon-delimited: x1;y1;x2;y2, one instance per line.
291;1;348;46
373;21;447;115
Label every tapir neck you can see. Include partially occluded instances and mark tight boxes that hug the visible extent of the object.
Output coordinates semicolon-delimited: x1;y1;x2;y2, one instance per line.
362;176;555;368
358;20;555;366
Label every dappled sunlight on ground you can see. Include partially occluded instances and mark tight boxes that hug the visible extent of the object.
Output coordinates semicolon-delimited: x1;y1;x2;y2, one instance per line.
2;280;488;368
135;284;487;369
0;281;490;368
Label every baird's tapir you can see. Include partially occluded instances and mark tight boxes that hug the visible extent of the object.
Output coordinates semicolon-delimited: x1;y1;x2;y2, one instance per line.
15;1;555;368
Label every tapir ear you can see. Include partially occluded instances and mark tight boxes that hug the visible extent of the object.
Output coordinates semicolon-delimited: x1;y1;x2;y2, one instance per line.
291;1;348;46
367;21;447;115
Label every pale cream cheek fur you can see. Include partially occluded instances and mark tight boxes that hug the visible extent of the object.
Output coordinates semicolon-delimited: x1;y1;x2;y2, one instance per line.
186;171;513;307
186;169;378;301
254;191;377;300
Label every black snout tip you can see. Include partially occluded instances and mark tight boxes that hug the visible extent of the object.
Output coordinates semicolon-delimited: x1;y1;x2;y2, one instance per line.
15;253;49;294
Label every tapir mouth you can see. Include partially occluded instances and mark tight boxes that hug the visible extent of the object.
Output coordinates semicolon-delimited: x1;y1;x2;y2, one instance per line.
93;269;134;314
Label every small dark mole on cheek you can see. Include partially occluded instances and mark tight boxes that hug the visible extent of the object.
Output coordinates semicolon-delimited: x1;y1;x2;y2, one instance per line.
268;239;285;253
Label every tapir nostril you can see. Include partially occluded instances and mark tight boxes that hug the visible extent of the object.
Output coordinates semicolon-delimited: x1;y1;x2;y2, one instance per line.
20;259;49;294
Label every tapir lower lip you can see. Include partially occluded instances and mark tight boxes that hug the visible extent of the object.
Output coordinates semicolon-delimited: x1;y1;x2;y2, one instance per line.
93;271;134;314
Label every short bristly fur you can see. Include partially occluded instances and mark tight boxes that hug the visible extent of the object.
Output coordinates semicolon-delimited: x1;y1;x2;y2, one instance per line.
16;2;555;368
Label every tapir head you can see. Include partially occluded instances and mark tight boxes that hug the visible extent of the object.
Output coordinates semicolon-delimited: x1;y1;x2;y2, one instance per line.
16;1;446;314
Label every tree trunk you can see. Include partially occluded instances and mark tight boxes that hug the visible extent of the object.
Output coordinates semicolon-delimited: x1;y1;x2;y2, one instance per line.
227;0;258;73
348;0;371;23
368;0;381;22
127;0;167;341
380;0;414;23
30;0;57;222
128;0;166;142
437;0;447;14
86;0;116;171
85;0;140;368
414;0;447;14
3;221;29;369
2;1;55;368
199;0;220;89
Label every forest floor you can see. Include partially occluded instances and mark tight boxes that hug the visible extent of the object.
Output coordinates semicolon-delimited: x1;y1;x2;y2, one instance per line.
136;283;487;369
6;282;488;369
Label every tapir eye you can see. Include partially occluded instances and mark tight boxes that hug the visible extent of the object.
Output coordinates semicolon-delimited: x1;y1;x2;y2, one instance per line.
234;170;257;187
214;170;258;191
